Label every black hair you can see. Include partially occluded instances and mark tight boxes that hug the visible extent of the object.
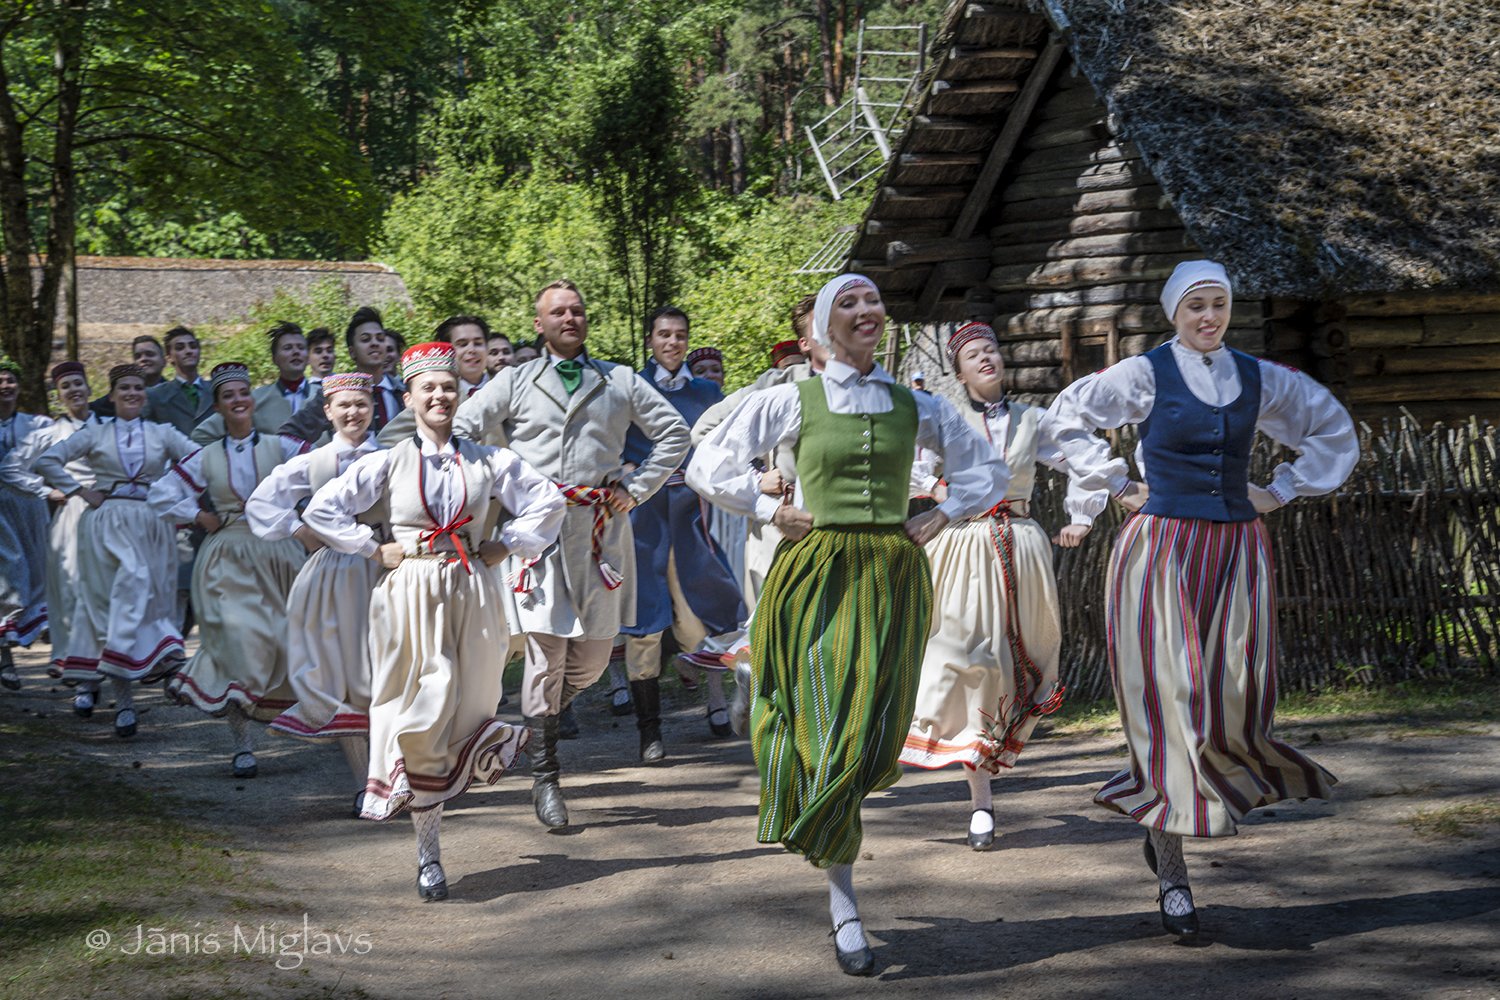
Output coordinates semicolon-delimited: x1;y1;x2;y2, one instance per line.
343;306;384;351
434;315;491;342
266;321;304;357
305;327;335;349
645;306;690;338
163;326;197;352
486;331;512;345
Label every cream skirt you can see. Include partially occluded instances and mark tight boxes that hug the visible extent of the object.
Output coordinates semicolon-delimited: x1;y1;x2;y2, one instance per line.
361;555;526;820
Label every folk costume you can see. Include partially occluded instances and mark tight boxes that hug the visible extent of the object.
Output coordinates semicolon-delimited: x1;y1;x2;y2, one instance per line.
619;359;747;758
397;345;689;830
688;274;1006;974
280;373;405;446
152;364;309;776
1048;260;1359;936
304;342;564;899
190;377;315;446
248;374;385;809
898;323;1108;849
0;400;54;657
0;362;100;683
33;365;198;736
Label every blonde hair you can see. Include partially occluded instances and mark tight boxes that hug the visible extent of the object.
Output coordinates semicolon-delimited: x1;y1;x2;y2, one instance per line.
533;279;586;313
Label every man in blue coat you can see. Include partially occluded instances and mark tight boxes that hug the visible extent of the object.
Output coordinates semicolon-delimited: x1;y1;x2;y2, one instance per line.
619;307;747;762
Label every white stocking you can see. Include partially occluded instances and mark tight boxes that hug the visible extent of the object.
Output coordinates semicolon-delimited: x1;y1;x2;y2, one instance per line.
827;863;865;952
226;703;255;755
413;805;443;868
1148;828;1194;916
965;765;994;835
109;675;134;711
339;737;370;790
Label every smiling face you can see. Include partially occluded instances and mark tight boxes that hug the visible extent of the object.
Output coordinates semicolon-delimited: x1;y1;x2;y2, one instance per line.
133;341;166;382
534;288;588;358
348;322;386;373
167;333;201;379
448;324;488;385
214;380;255;435
308;338;336;377
647;315;690;372
323;389;373;443
826;283;886;364
1173;286;1231;354
405;370;459;436
55;373;91;417
689;357;724;386
110;375;147;420
955;337;1005;402
0;370;17;414
272;332;308;381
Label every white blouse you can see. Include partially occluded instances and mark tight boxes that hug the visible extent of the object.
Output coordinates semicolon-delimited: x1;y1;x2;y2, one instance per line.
1046;338;1359;506
113;419;149;498
147;432;307;522
244;434;382;541
0;413;94;497
302;434;565;561
687;358;1008;523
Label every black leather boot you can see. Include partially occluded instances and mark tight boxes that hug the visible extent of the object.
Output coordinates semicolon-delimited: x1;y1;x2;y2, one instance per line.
524;714;568;830
630;678;666;764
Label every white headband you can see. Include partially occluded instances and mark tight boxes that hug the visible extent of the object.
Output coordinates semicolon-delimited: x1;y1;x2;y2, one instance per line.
811;273;877;348
1160;260;1232;322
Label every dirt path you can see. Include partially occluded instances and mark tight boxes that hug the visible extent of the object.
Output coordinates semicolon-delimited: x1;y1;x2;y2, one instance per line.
7;641;1500;999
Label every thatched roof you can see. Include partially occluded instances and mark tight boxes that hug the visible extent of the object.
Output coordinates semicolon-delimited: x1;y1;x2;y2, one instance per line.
848;0;1500;312
1058;0;1500;297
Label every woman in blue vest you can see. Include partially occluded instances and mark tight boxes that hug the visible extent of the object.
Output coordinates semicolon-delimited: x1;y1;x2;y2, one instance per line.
1047;260;1359;939
689;274;1006;976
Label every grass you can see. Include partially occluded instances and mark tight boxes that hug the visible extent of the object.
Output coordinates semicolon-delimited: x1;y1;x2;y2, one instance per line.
1041;675;1500;737
0;710;366;999
1405;799;1500;838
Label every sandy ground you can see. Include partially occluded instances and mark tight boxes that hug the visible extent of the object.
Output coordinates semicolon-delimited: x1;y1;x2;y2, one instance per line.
6;640;1500;1000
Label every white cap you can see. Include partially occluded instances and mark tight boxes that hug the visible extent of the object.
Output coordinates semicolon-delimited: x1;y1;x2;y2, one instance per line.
1160;260;1232;322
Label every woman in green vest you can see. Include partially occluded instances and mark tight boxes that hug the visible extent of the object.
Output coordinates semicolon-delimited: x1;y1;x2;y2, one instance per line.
688;273;1008;976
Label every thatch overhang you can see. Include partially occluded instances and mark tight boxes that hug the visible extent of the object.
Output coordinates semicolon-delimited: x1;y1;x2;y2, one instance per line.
850;0;1500;322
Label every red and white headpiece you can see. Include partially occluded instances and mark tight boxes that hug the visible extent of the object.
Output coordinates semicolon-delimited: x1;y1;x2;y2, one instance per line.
209;362;251;395
946;321;998;366
322;372;373;396
769;339;803;366
686;346;722;369
400;341;456;382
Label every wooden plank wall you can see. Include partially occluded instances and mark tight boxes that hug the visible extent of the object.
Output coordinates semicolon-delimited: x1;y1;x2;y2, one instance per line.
1269;292;1500;425
979;67;1266;404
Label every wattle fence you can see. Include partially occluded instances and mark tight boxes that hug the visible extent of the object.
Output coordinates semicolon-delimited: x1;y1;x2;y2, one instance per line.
1033;415;1500;699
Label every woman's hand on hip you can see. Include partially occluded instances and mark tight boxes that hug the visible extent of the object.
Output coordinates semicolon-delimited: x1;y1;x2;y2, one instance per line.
904;508;949;547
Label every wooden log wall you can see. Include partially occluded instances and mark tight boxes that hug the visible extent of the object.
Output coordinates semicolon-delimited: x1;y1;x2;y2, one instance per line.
1270;292;1500;425
979;68;1267;404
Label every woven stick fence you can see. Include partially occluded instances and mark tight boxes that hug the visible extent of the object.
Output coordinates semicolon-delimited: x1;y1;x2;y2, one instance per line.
1031;415;1500;700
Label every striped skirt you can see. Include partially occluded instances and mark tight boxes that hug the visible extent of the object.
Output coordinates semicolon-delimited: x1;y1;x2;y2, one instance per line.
1097;513;1335;838
750;525;932;868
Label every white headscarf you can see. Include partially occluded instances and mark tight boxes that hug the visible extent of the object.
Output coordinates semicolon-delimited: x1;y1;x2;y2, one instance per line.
1160;260;1232;322
811;273;877;348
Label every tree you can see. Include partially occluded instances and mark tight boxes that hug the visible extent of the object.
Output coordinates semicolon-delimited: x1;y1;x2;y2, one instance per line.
572;27;692;359
0;1;376;409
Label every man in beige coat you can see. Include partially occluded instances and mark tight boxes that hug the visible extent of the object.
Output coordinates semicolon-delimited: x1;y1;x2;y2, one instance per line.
386;280;689;830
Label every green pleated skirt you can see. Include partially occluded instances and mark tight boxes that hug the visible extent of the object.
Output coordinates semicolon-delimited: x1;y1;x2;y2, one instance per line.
749;525;933;867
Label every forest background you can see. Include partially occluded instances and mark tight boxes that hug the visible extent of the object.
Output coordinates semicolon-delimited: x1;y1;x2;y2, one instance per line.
0;0;948;406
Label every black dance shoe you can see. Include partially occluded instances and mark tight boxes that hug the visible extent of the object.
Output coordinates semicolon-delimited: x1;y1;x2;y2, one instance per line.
967;808;995;851
74;690;95;718
707;706;733;739
417;861;448;901
1;646;19;690
114;708;137;739
232;751;258;778
831;919;874;977
1158;886;1199;939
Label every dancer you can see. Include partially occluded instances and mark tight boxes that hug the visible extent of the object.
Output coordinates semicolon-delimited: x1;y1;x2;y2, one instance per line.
0;362;100;683
686;346;724;387
145;327;213;435
247;373;384;811
304;341;564;899
0;359;53;683
191;322;312;443
618;307;746;760
91;335;164;418
281;307;406;443
384;280;690;830
688;274;1006;975
307;327;337;385
898;323;1107;850
153;364;309;776
1048;260;1358;938
34;365;197;736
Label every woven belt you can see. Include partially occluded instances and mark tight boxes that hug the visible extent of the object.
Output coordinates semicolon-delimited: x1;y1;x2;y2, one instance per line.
513;482;624;593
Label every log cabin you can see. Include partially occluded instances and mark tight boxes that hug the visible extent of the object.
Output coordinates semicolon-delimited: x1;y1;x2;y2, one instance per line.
846;0;1500;424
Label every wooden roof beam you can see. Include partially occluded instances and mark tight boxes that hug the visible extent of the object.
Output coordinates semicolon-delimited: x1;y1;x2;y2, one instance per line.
914;37;1068;320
